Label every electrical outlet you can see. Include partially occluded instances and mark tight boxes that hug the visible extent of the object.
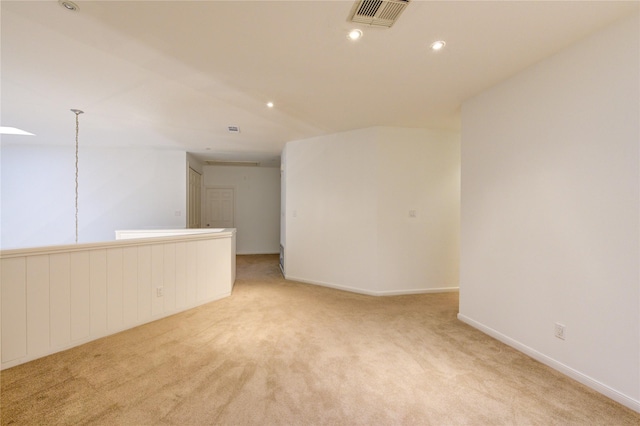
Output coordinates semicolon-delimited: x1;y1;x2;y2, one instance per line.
554;323;566;340
156;287;164;297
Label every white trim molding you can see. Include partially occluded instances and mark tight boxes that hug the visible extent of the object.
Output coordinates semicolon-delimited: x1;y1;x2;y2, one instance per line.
286;274;458;297
458;314;640;413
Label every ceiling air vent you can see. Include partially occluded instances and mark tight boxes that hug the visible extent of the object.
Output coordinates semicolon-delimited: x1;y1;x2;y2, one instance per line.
349;0;410;28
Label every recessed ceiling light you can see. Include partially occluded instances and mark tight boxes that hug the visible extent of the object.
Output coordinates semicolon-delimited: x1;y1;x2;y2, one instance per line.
430;40;446;51
0;126;35;136
348;29;363;41
267;102;274;108
58;0;79;11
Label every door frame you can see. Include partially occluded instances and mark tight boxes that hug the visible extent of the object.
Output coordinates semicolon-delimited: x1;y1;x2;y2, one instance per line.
187;166;202;228
204;185;236;228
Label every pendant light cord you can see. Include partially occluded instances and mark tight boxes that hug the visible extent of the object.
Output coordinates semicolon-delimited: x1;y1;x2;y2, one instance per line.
75;113;79;243
71;109;84;243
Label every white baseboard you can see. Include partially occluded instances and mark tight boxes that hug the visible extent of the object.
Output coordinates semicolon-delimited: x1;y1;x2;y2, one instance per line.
236;251;279;255
457;313;640;414
377;287;459;296
285;274;458;297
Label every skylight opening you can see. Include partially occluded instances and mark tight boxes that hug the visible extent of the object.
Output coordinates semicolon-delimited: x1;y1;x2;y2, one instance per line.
0;126;35;136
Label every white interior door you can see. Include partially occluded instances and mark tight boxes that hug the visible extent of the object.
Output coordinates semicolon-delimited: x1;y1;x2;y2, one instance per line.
205;187;234;228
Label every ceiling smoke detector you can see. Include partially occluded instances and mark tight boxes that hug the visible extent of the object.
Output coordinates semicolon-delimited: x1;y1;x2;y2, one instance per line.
348;0;410;28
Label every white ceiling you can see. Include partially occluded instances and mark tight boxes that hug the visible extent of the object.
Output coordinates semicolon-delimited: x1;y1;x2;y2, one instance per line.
2;1;638;167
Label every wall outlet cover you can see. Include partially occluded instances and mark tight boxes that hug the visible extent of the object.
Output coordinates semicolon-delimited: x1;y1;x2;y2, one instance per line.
554;323;566;340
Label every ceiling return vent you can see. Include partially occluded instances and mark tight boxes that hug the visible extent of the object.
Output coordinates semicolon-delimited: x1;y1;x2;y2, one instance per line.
348;0;410;28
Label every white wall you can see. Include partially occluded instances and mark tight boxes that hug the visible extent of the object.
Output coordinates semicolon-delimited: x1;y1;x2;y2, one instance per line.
459;13;639;410
283;126;460;295
376;127;460;293
284;128;380;292
1;144;187;249
203;165;280;254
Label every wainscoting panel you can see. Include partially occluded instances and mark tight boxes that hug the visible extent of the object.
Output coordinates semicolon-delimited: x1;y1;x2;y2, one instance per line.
26;255;50;358
163;243;177;313
1;229;236;370
89;250;108;336
123;246;139;328
2;257;27;363
70;251;91;342
137;245;152;324
175;242;187;310
196;240;209;301
151;244;164;317
50;253;71;349
107;248;124;332
186;241;198;306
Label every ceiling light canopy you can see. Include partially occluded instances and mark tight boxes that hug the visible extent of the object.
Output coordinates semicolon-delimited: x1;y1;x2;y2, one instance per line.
430;40;446;51
58;0;79;11
348;29;363;41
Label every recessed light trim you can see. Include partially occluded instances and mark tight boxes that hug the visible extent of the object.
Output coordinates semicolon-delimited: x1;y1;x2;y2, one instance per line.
348;29;363;41
0;126;35;136
267;102;274;108
58;0;79;11
430;40;446;51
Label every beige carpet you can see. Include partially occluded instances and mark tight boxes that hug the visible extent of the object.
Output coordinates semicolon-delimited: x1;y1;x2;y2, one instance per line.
1;254;639;425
